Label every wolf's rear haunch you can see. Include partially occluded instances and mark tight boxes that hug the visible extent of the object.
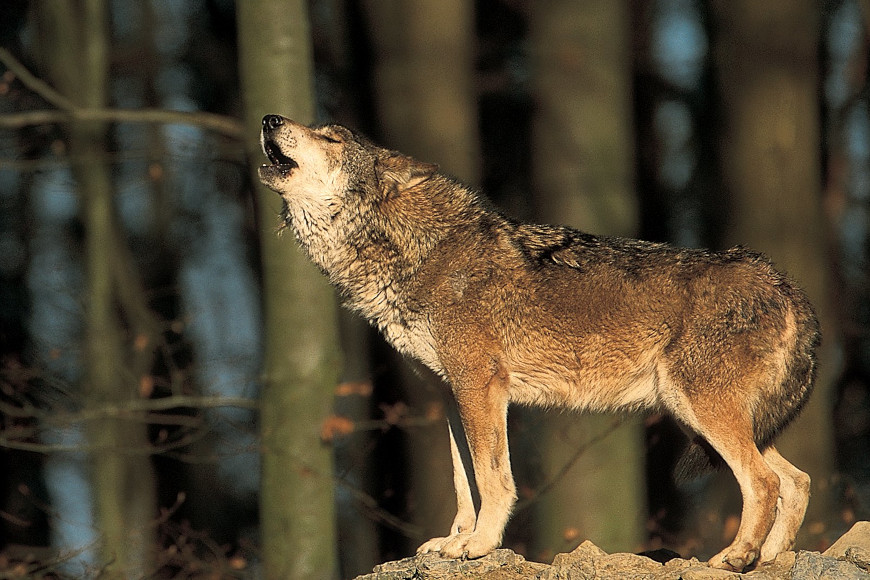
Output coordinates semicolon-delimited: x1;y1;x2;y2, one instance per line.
257;115;821;573
675;270;819;482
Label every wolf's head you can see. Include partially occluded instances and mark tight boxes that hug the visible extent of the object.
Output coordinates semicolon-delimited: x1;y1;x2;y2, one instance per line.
258;115;451;280
259;116;352;210
258;115;438;230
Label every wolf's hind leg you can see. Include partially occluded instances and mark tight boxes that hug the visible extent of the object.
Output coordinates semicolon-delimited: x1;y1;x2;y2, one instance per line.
758;446;810;562
702;419;779;571
417;415;478;554
668;381;780;573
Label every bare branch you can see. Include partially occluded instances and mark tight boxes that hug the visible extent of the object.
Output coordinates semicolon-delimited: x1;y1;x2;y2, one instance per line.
0;395;260;453
0;48;245;139
0;107;246;139
51;396;260;425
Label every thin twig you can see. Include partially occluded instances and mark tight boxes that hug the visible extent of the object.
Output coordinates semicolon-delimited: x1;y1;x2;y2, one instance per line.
514;416;627;511
339;480;424;539
88;395;259;413
0;47;77;110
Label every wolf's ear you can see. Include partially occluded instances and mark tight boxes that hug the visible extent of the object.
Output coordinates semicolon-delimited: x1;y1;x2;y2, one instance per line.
377;153;438;197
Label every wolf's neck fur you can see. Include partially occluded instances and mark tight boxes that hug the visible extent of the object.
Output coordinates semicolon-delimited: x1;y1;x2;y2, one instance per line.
288;173;485;344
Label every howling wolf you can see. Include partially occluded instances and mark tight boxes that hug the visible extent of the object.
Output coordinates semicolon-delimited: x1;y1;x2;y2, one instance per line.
257;114;819;572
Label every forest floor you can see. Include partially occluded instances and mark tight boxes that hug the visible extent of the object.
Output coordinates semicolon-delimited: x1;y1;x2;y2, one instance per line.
354;521;870;579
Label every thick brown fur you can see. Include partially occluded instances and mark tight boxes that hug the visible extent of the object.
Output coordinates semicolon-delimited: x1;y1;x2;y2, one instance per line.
257;115;820;572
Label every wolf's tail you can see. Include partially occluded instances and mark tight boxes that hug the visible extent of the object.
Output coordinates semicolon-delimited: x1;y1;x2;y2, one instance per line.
675;287;820;483
674;438;723;483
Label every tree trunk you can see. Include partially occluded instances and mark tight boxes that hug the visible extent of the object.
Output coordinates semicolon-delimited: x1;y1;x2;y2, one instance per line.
36;2;157;576
530;0;639;236
363;0;480;548
236;2;343;578
528;0;645;561
710;0;838;547
364;0;480;183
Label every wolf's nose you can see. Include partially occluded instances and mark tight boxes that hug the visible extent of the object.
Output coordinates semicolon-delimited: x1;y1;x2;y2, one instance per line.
262;115;284;131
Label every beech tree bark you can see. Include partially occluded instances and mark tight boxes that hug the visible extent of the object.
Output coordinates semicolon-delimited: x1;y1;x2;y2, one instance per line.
35;2;157;576
236;2;343;579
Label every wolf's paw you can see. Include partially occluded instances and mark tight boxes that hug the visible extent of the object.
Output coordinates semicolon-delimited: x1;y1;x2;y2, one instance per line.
417;531;498;560
417;536;453;555
708;542;760;572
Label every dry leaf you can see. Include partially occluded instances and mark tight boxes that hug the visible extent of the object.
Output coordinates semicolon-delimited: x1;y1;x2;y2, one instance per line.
335;381;373;397
320;415;355;442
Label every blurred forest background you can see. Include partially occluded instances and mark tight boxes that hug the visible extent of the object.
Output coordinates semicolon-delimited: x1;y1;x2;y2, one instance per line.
0;0;869;578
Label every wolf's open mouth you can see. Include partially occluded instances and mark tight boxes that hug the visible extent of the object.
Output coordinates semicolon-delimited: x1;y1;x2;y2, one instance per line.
263;140;299;170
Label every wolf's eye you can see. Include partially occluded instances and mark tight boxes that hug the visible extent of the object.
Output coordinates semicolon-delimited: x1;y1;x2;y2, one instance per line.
319;134;342;144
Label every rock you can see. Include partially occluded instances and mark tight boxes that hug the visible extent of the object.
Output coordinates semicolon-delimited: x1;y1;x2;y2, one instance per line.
543;540;663;579
543;540;606;579
353;548;548;580
811;520;870;577
678;566;743;580
745;551;797;580
637;548;683;564
654;557;745;580
661;556;710;577
845;547;870;572
824;521;870;560
792;550;870;580
354;521;870;580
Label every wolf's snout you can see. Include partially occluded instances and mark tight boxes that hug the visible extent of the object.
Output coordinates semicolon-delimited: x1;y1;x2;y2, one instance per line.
262;114;284;131
258;114;299;185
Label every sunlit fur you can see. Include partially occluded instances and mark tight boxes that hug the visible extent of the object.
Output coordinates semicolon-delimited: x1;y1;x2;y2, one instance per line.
258;116;820;572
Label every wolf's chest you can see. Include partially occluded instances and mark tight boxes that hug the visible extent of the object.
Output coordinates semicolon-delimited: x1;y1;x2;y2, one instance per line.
379;316;441;373
345;277;443;373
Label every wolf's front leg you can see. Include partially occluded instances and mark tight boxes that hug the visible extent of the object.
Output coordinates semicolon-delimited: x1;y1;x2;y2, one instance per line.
419;364;516;559
416;417;478;554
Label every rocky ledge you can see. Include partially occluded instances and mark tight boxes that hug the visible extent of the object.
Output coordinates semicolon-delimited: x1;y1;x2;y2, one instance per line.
354;521;870;580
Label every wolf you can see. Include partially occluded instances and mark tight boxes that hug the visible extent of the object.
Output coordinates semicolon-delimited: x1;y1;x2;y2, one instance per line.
257;114;820;572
